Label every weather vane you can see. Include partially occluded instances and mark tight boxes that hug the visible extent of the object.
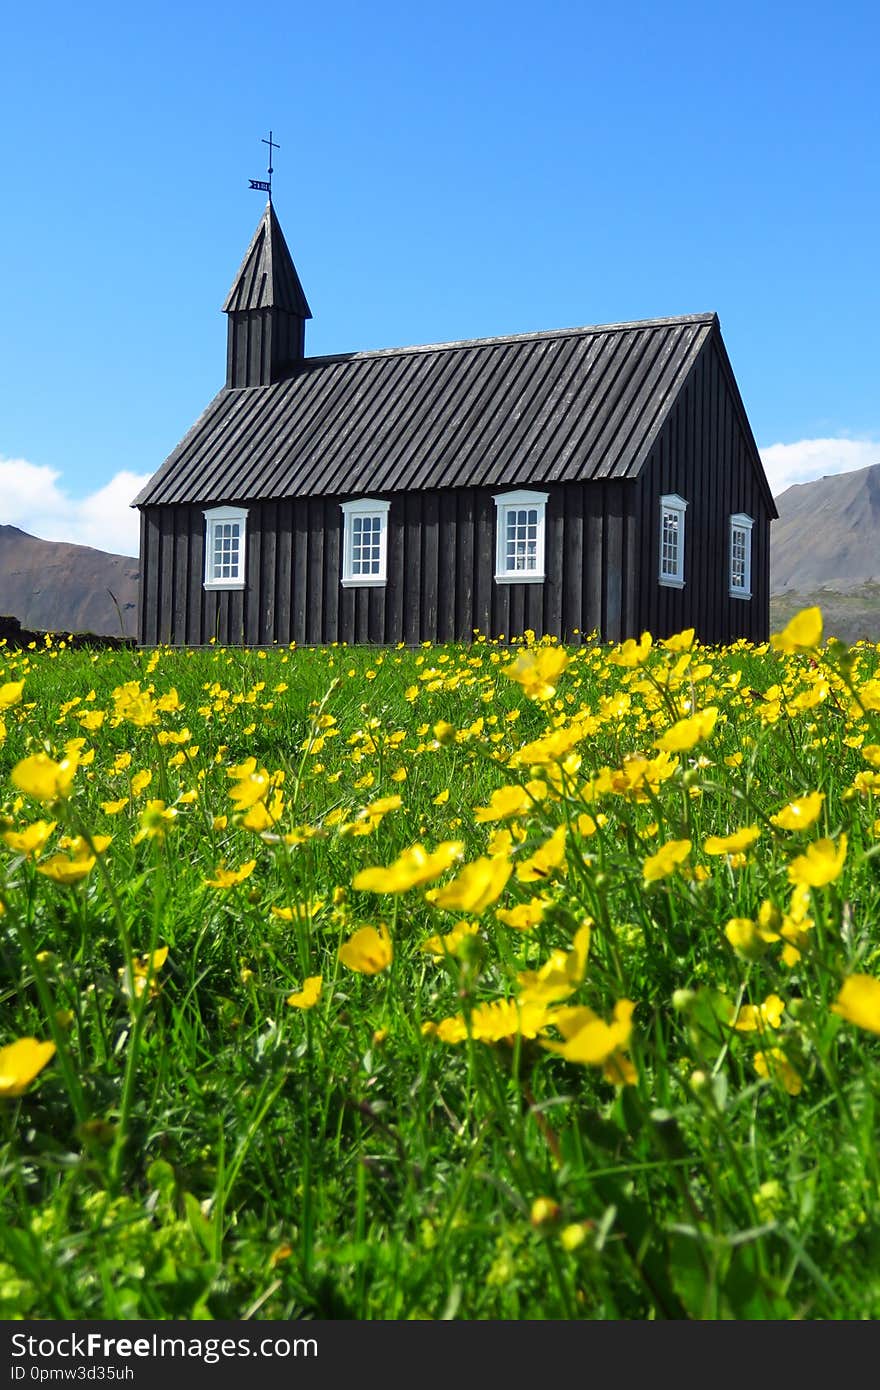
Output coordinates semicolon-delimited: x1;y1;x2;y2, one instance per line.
249;131;279;200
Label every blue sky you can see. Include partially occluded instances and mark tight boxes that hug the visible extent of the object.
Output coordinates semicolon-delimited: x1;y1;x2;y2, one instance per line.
2;0;878;556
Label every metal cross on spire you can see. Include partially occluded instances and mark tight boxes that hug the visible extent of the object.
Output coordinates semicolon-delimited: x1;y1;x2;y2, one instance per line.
248;130;279;200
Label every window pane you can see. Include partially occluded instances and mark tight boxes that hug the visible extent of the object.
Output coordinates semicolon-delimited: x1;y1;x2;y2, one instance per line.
731;526;747;588
210;519;243;580
503;504;540;571
348;511;384;579
661;510;680;576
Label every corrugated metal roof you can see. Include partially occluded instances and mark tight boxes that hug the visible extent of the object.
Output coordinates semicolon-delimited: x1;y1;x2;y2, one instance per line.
222;202;312;318
134;313;716;507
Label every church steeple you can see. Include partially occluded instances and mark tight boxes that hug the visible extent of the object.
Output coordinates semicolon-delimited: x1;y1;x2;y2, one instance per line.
222;202;312;388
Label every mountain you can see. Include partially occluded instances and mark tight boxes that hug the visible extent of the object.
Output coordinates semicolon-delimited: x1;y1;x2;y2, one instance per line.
771;462;880;592
770;462;880;643
0;526;139;638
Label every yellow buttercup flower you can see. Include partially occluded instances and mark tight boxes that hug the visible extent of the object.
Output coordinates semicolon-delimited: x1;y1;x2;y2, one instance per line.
770;792;824;832
120;946;169;1000
271;898;325;925
770;606;823;654
643;839;691;883
831;975;880;1035
724;916;775;960
660;628;695;652
530;1197;561;1227
516;825;567;883
77;709;105;732
112;682;159;727
134;800;178;843
542;1000;636;1083
286;976;323;1009
608;633;652;668
0;680;25;708
703;822;756;856
854;679;880;713
227;757;258;780
0;1038;56;1097
474;785;533;823
228;771;271;809
420;921;480;957
2;820;56;857
732;994;785;1032
753;1048;802;1096
428;854;512;913
654;707;718;753
560;1223;589;1252
338;925;393;975
496;895;551;931
240;792;284;834
502;648;569;701
429;996;553;1045
11;753;78;803
130;769;153;797
704;826;760;855
787;835;847;888
352;841;464;894
205;859;257;889
37;842;96;883
517;922;591;1007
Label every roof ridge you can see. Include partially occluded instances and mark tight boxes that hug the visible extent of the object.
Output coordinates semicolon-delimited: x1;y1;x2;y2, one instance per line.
299;312;718;367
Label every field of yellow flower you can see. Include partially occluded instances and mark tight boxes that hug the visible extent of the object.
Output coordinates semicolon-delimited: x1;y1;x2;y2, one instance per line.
1;609;880;1319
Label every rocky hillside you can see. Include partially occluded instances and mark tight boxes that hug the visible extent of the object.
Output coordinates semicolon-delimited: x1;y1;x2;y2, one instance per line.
770;461;880;643
0;526;139;638
771;462;880;593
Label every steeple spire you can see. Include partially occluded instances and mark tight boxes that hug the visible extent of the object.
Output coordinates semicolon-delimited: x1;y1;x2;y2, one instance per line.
222;202;312;388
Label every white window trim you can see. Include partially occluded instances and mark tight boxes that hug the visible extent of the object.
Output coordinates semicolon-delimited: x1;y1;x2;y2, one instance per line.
658;493;687;589
729;513;754;599
340;497;391;587
203;505;248;590
493;489;548;584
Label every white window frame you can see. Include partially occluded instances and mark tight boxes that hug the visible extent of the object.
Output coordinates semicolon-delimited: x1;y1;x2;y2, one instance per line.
203;506;248;590
340;497;391;587
729;513;754;599
658;493;687;589
493;489;548;584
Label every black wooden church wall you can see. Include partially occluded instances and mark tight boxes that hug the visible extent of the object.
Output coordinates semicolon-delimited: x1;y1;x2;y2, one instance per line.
138;479;635;648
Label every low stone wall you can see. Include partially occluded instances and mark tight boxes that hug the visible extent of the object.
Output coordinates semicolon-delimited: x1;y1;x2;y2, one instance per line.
0;614;136;651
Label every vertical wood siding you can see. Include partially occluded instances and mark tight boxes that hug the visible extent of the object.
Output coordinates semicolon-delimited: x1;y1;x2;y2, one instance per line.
634;337;771;644
140;482;649;646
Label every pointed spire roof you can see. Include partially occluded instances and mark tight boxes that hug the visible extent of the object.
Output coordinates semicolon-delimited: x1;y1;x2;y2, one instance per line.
222;202;312;318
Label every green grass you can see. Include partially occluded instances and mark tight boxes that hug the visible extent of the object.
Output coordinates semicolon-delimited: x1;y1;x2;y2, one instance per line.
1;623;880;1320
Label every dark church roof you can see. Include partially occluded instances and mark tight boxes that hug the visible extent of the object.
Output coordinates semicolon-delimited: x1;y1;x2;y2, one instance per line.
134;312;724;507
222;201;312;318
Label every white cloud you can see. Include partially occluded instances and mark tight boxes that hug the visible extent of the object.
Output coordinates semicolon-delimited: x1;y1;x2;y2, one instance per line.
759;438;880;499
0;458;149;557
